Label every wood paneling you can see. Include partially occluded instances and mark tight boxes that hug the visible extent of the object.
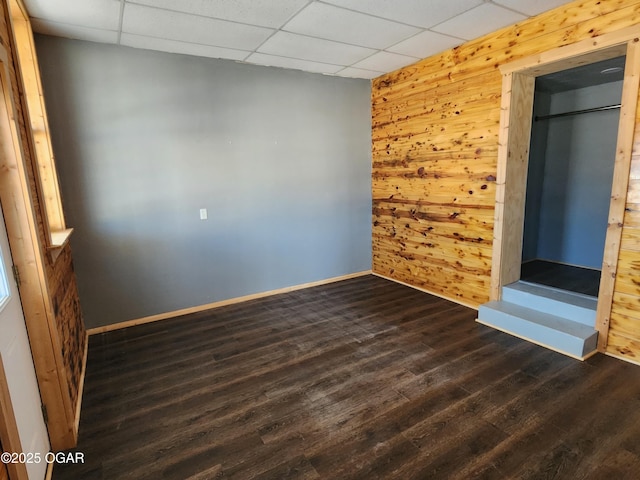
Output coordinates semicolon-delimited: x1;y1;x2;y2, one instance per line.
610;211;640;360
593;40;640;350
52;276;640;479
372;0;640;362
47;246;85;410
609;103;640;359
0;0;86;449
9;0;65;237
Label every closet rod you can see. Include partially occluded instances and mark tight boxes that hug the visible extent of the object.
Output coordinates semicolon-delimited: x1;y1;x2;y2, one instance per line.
534;103;621;121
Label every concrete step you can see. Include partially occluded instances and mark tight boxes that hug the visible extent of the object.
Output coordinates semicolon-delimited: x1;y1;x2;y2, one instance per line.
502;281;597;327
477;300;598;360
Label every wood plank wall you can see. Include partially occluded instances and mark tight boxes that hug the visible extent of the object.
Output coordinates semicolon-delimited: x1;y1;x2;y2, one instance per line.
0;1;85;428
371;0;640;362
48;246;85;407
608;108;640;361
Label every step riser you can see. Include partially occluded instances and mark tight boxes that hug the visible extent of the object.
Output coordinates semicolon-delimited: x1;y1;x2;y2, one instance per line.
502;287;596;327
478;304;598;360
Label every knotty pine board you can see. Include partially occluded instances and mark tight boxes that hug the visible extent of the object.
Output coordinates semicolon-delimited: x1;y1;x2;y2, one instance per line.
372;0;640;360
0;0;85;447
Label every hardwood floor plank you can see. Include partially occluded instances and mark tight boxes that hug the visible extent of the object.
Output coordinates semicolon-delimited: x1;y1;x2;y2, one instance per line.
184;463;225;480
455;421;566;479
250;455;319;480
482;361;599;435
582;449;640;480
52;275;640;479
405;419;509;480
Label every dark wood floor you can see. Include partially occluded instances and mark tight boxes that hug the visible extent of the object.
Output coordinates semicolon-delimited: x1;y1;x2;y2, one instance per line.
521;260;601;297
53;275;640;479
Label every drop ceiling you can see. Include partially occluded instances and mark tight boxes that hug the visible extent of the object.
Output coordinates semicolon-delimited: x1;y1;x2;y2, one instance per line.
23;0;574;79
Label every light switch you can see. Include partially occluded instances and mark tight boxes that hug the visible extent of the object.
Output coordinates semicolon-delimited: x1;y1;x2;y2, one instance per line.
199;208;208;220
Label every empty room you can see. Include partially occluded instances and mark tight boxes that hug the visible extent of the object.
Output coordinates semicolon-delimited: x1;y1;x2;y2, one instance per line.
1;0;640;479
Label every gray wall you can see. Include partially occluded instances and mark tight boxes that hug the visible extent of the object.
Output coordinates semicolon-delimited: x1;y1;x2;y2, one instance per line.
36;36;372;328
522;90;551;262
524;81;622;269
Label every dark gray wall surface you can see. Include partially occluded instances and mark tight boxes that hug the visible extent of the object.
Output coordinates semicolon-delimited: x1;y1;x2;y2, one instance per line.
522;90;551;262
36;36;372;328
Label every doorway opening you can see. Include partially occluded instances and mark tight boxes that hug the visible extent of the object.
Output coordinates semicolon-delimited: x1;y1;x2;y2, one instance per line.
521;56;625;298
487;27;640;353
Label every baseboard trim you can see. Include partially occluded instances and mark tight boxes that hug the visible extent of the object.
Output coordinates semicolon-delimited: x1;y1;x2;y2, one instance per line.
605;351;640;367
73;333;88;435
87;270;372;335
372;272;479;310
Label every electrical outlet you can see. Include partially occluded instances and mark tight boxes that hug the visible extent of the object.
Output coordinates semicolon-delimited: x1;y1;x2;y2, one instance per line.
199;208;208;220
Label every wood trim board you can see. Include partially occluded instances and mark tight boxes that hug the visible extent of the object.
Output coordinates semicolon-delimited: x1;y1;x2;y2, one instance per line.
73;334;89;433
490;26;640;353
0;355;28;480
490;72;535;301
0;40;75;449
595;40;640;350
0;457;7;480
499;25;636;75
88;271;373;335
9;0;66;237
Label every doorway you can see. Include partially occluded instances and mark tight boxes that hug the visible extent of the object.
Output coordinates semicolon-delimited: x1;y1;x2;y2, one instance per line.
520;56;625;298
490;28;640;352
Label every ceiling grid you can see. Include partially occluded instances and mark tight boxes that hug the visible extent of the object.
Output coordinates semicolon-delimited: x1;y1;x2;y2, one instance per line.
24;0;574;78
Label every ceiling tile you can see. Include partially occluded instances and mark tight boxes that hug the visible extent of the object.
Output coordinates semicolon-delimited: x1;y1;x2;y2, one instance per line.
282;2;420;50
30;18;119;43
23;0;121;30
258;31;375;66
23;0;574;78
431;3;527;41
387;30;463;58
351;51;418;72
334;67;383;79
321;0;484;28
126;0;309;28
122;3;274;50
121;33;249;61
492;0;573;17
245;53;343;74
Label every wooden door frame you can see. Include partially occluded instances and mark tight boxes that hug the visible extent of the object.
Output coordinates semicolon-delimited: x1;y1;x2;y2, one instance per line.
0;39;75;448
0;355;29;480
490;25;640;352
